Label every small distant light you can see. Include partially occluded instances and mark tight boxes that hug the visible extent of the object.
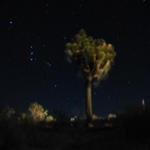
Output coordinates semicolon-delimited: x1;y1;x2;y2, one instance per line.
30;45;33;49
9;20;13;24
30;58;33;62
142;99;145;106
70;117;75;122
70;116;78;122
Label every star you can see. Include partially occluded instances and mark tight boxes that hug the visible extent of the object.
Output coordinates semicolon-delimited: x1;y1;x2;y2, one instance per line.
30;58;33;62
9;21;13;24
54;84;57;88
142;99;145;106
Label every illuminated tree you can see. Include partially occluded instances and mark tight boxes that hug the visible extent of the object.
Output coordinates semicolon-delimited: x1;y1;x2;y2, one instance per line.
28;102;48;122
65;29;116;124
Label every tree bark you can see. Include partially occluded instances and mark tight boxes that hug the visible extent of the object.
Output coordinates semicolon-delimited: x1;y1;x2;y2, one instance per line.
85;78;93;123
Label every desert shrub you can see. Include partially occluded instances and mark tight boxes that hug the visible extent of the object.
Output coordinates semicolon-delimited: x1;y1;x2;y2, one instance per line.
0;106;16;121
52;109;70;122
28;102;48;123
116;108;150;141
45;115;56;123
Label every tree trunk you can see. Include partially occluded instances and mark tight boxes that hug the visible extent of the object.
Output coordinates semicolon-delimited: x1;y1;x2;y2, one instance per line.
85;78;93;124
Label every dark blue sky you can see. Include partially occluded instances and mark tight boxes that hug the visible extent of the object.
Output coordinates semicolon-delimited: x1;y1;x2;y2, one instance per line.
0;0;150;116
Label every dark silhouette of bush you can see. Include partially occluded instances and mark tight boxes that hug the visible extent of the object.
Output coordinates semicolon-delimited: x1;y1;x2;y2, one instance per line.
1;104;150;150
116;107;150;141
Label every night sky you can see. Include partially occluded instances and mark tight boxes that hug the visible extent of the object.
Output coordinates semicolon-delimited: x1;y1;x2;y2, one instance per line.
0;0;150;116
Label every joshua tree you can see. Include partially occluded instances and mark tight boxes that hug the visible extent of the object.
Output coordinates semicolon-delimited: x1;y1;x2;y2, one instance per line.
65;29;116;124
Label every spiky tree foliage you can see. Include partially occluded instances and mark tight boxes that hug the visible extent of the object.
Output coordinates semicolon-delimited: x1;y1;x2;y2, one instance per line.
65;29;116;123
28;102;48;123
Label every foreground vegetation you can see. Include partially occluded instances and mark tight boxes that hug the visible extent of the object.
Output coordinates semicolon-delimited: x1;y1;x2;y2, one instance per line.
0;103;150;150
65;30;116;124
